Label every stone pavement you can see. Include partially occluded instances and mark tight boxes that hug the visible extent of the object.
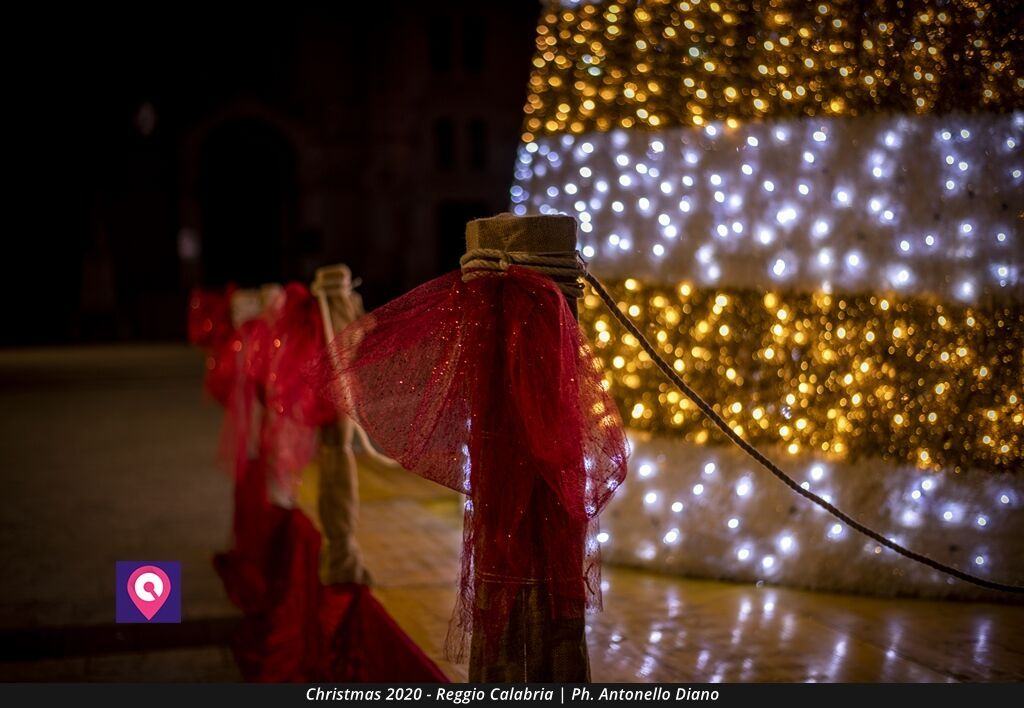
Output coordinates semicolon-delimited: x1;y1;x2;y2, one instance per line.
2;345;1022;682
341;462;1024;683
0;345;240;680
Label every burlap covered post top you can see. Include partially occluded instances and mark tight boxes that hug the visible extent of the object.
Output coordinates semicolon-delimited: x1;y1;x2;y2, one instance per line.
466;213;577;256
463;213;591;683
312;264;362;336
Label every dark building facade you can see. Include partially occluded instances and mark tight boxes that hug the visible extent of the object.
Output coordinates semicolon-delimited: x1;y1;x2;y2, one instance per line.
13;3;537;344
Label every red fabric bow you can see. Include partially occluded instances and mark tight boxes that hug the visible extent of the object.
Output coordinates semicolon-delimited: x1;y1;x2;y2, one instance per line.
318;266;628;657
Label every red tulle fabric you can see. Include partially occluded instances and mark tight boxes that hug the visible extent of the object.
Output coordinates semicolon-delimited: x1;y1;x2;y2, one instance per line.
188;286;235;351
196;284;445;682
317;267;628;657
189;285;336;488
263;285;338;478
188;287;238;407
217;502;447;682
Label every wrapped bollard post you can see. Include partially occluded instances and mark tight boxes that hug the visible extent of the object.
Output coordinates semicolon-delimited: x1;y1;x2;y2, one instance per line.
312;214;629;682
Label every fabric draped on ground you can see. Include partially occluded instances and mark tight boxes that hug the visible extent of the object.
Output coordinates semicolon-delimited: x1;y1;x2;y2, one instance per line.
213;460;445;682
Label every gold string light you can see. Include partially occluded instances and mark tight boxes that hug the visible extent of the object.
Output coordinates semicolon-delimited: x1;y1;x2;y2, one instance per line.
582;279;1024;473
523;0;1024;142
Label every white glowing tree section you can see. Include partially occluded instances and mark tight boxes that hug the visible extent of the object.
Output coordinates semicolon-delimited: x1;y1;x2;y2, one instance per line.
513;113;1023;299
509;112;1024;597
598;435;1023;599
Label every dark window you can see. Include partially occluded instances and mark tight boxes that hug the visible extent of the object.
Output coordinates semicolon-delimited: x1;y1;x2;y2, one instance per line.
428;16;453;72
468;119;487;171
462;15;485;73
433;118;456;170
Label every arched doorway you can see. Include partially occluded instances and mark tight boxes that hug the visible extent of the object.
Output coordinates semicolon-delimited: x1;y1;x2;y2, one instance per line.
198;119;296;287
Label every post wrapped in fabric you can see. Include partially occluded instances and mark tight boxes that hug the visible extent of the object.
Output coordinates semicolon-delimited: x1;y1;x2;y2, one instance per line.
313;214;629;681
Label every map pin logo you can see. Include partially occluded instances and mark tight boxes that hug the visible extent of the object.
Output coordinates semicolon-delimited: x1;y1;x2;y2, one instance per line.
127;565;171;620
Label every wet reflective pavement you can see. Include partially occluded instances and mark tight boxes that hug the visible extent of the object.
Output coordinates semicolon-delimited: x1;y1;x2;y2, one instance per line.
2;345;1021;682
332;460;1024;683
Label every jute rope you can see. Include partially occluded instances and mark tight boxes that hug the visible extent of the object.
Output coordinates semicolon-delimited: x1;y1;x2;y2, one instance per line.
460;248;1024;595
312;278;400;469
461;248;586;299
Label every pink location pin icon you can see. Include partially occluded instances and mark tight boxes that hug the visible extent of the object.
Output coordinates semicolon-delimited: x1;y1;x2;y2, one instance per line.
127;565;171;620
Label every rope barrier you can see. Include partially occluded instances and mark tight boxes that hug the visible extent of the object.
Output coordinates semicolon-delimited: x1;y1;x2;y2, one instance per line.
460;247;1024;595
313;273;401;469
461;248;585;298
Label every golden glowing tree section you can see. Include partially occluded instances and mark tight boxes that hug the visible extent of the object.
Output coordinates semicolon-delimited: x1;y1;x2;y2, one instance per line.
523;0;1024;140
581;281;1024;473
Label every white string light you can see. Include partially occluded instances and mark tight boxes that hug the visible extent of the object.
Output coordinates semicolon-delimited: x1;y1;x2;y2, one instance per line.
513;114;1021;299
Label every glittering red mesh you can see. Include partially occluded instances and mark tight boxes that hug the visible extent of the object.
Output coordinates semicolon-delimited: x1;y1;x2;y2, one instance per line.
188;287;238;407
188;286;235;350
314;267;628;659
190;284;336;489
258;284;337;488
217;318;267;475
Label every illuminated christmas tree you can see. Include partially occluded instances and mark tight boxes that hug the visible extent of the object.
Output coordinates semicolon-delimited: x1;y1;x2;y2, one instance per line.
512;0;1023;596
